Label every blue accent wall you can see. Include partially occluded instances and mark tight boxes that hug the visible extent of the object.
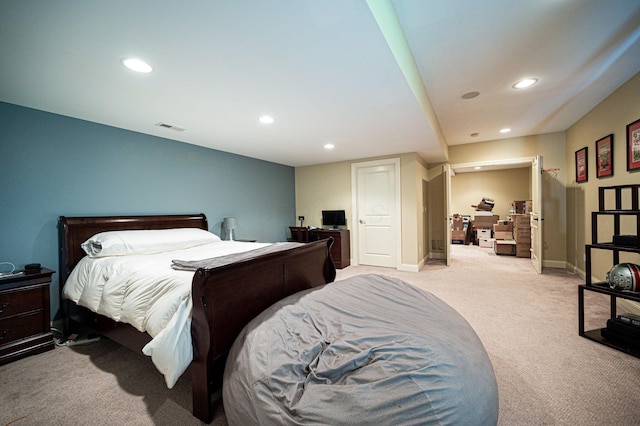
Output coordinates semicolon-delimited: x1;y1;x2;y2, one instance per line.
0;102;295;319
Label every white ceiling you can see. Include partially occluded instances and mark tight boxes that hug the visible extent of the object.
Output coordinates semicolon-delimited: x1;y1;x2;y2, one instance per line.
1;1;639;167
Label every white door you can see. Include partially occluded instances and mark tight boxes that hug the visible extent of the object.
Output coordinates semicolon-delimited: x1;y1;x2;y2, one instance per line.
352;159;400;268
444;164;452;266
530;155;543;273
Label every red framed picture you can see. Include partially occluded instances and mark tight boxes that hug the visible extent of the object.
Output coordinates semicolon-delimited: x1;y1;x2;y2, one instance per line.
595;134;614;178
627;118;640;172
575;147;588;183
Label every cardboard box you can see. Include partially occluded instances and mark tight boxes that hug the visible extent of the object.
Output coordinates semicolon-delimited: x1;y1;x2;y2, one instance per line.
493;221;513;239
477;229;492;239
474;215;500;229
452;218;464;231
494;231;513;240
479;238;494;248
473;197;495;211
516;242;531;258
451;230;466;241
494;239;516;255
493;221;513;232
513;200;533;214
510;214;530;228
514;228;531;242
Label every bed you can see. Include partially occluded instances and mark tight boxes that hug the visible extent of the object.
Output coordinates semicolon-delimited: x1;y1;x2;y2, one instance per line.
58;213;336;422
223;274;499;425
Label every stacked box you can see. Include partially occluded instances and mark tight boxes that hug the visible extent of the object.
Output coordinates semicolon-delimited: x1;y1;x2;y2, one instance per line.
511;214;530;228
474;215;499;229
451;230;466;240
513;200;533;214
477;229;492;239
479;238;493;248
514;227;531;243
515;244;531;258
510;213;531;257
493;221;513;240
494;239;516;255
451;215;466;241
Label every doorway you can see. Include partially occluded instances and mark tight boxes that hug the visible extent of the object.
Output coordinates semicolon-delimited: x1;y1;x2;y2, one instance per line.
449;156;543;273
351;158;401;268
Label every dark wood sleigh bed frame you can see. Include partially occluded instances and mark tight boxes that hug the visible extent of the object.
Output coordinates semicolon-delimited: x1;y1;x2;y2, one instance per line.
58;213;336;422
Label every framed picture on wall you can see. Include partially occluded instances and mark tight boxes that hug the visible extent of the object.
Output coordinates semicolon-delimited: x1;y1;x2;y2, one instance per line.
595;134;614;178
575;146;588;183
627;118;640;172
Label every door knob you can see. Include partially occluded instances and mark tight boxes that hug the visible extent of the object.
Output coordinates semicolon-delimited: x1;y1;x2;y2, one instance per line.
359;219;366;224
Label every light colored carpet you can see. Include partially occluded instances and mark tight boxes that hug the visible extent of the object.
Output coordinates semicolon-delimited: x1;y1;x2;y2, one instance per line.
1;244;639;425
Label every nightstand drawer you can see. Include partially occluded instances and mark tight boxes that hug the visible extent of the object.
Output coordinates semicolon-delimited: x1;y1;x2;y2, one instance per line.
0;312;45;345
0;286;44;320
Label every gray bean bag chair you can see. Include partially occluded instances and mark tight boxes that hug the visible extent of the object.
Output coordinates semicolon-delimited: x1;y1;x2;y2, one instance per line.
223;274;498;425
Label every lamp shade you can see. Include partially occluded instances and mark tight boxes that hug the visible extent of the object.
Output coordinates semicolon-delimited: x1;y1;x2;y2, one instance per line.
222;217;238;240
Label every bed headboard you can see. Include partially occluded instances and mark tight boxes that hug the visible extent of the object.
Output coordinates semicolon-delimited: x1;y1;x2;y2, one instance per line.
58;214;208;284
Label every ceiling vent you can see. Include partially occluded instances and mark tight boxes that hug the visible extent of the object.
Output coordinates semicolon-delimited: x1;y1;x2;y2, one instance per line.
155;122;185;132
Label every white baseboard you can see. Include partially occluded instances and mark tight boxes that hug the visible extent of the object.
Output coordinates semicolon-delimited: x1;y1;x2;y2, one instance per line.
543;260;566;269
566;262;586;280
398;263;420;272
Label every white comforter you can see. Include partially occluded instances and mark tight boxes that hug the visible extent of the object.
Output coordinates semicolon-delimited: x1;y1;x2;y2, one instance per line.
63;240;270;387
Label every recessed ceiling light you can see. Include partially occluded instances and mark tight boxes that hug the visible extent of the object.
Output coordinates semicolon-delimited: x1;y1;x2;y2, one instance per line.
462;91;480;99
121;58;153;73
259;115;275;124
500;128;511;134
512;78;538;89
324;143;335;150
474;166;483;170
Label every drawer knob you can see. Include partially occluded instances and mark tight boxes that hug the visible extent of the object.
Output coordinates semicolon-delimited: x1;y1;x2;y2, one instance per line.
0;329;9;340
0;302;9;314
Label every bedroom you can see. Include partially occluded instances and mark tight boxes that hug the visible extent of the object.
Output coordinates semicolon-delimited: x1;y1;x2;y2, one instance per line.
2;0;640;424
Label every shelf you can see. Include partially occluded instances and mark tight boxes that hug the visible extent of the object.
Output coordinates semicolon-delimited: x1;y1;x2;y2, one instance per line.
598;184;639;211
580;283;640;303
580;185;640;359
581;329;640;358
586;243;640;254
590;210;640;247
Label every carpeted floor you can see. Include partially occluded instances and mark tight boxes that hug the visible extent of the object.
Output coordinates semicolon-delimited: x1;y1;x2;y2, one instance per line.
1;244;639;425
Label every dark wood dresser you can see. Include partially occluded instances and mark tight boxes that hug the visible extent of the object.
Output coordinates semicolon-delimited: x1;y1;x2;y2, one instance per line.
312;229;350;269
0;268;55;365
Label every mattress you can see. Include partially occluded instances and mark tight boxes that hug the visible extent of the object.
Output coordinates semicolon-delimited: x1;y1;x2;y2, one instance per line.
63;240;270;387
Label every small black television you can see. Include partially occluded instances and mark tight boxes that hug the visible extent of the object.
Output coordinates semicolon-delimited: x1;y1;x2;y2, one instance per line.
321;210;346;229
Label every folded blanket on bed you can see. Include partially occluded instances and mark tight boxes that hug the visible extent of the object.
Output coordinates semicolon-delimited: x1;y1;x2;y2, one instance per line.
171;242;303;271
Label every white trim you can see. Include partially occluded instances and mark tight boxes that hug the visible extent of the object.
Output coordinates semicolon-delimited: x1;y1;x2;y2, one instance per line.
450;156;536;173
543;260;566;269
399;263;420;272
351;158;402;269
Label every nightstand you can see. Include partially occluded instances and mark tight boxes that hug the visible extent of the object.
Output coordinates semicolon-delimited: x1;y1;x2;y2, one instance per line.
0;268;55;365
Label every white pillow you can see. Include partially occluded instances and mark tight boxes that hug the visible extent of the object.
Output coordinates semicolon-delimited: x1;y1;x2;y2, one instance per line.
81;228;221;257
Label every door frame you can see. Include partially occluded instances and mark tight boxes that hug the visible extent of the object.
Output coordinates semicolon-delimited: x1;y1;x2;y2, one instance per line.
351;158;402;268
449;156;543;273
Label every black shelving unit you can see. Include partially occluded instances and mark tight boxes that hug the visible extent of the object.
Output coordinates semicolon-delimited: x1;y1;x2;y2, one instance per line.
579;184;640;358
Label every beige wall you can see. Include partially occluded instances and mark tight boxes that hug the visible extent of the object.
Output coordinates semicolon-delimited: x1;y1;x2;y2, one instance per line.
565;72;640;280
448;132;567;265
295;73;639;273
427;167;445;259
451;168;531;219
295;153;430;269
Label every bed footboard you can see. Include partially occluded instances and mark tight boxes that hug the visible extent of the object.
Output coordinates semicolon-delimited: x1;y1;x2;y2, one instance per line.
190;238;336;422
